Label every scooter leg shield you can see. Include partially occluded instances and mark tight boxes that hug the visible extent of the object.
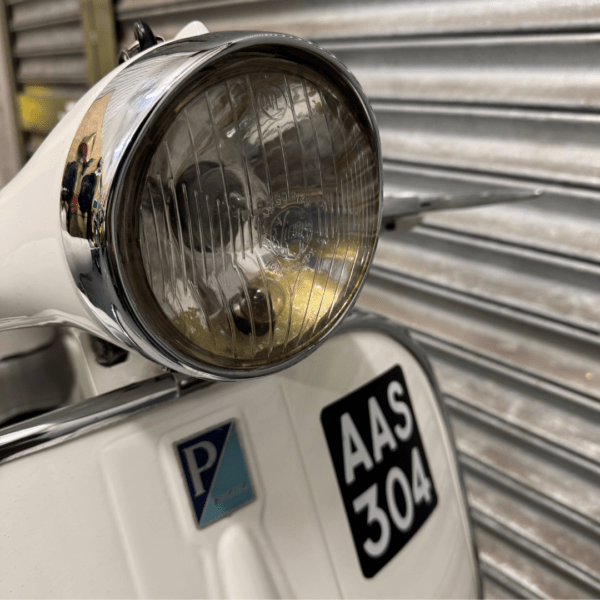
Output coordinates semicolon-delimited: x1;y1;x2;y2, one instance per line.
0;312;480;598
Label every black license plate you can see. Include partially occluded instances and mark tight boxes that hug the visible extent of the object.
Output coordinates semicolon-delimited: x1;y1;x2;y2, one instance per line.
321;365;438;578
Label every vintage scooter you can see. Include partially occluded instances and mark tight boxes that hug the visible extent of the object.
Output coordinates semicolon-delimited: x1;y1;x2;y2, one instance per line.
0;21;481;597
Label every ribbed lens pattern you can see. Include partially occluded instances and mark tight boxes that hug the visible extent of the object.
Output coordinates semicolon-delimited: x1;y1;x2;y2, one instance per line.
138;66;379;365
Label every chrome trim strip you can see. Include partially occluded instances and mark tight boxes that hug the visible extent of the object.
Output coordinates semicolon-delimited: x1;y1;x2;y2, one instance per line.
0;374;182;465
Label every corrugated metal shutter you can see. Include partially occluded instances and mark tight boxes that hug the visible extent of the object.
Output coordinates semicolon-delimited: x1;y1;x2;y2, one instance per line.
2;0;116;160
118;1;599;597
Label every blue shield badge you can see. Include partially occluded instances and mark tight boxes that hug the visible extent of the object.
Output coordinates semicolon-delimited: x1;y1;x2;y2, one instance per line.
175;421;255;527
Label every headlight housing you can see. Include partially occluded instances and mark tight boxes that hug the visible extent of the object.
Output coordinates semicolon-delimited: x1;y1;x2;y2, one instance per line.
62;32;382;380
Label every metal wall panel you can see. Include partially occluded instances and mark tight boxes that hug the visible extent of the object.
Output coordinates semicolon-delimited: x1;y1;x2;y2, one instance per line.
9;0;84;87
3;0;117;159
116;0;600;40
116;1;600;596
5;0;86;156
0;1;22;184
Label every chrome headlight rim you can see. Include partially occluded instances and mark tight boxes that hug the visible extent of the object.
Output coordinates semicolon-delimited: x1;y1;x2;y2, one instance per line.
63;31;383;380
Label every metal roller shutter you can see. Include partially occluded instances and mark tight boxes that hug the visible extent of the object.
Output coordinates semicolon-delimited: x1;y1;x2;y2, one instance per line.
125;1;600;596
2;0;117;160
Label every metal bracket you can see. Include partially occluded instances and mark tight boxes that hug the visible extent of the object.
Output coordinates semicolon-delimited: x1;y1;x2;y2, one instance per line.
383;188;543;219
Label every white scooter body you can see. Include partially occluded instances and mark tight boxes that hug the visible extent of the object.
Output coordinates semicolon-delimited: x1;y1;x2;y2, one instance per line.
0;21;480;598
0;314;479;598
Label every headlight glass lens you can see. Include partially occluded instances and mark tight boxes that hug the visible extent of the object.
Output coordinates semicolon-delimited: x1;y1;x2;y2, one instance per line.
121;55;380;373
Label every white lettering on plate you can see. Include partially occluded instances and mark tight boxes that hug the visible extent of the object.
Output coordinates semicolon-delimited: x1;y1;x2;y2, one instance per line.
341;412;374;485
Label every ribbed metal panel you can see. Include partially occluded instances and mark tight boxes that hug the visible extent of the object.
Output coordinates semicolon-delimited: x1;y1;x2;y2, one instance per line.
4;0;86;158
8;0;86;87
117;1;600;596
4;0;117;160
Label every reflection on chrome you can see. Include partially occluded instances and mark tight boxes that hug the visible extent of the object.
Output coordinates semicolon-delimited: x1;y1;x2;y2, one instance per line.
61;138;101;240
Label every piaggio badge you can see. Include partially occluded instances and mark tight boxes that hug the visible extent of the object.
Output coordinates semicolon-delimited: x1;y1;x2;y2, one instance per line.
175;421;255;528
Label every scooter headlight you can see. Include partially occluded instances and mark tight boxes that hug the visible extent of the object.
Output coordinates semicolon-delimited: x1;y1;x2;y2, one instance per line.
63;33;382;379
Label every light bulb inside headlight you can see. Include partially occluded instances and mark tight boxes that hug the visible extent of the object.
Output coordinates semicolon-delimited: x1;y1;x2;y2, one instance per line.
60;33;382;379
